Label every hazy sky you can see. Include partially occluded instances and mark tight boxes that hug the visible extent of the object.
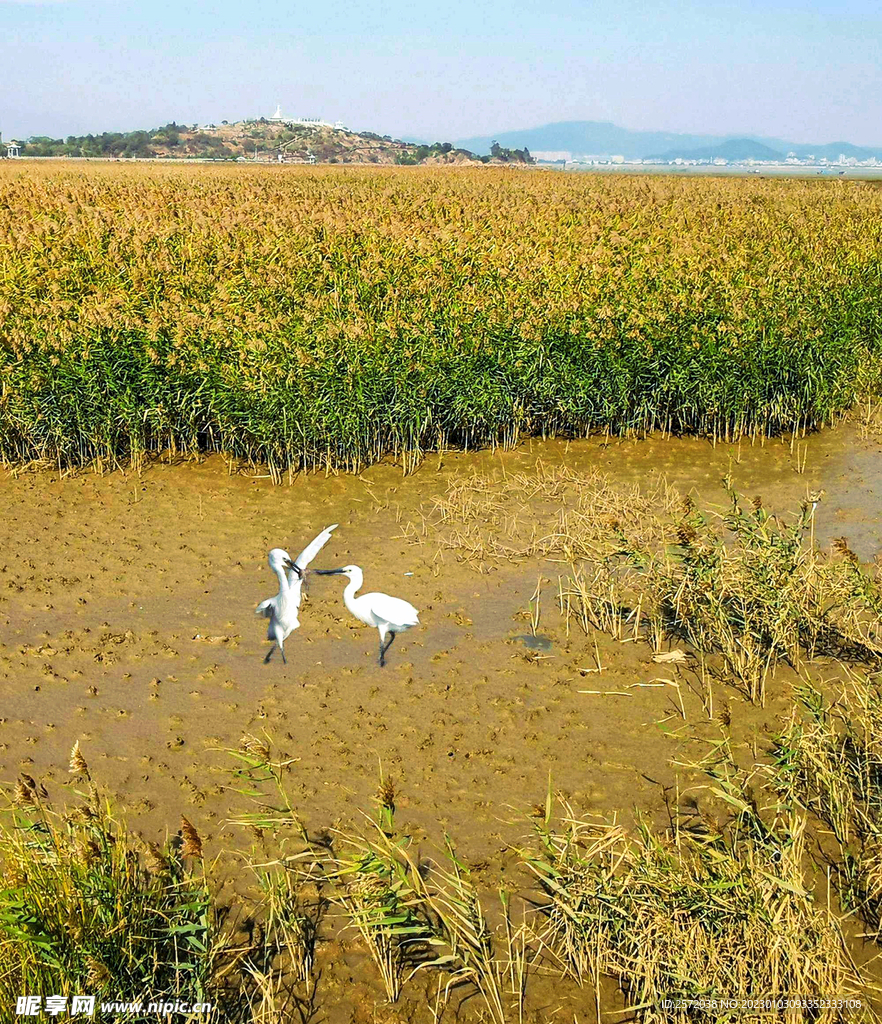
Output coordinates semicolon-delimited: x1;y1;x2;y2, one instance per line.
2;0;880;145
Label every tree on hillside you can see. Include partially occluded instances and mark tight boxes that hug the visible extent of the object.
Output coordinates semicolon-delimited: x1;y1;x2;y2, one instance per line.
489;140;533;164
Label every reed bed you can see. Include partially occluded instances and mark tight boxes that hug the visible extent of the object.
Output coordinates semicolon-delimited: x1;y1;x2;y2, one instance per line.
1;741;869;1022
2;164;882;471
0;746;224;1021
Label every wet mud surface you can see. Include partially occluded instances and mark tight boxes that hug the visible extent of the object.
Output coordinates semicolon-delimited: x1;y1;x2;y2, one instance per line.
1;423;880;850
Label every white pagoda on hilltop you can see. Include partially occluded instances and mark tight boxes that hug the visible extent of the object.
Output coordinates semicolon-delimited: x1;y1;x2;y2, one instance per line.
267;104;346;131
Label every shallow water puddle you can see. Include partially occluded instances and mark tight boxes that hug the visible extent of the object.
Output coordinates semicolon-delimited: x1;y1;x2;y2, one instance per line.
513;633;553;651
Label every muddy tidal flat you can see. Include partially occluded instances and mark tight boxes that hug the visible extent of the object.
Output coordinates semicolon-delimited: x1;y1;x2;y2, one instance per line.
1;422;879;859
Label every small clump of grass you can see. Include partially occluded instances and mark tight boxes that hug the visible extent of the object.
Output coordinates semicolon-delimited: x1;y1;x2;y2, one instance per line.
326;829;430;1004
235;864;323;1023
322;774;432;1004
222;733;307;842
774;670;882;936
0;744;223;1020
419;839;513;1024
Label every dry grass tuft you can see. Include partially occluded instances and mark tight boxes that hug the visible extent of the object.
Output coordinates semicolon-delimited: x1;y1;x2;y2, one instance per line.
240;735;271;764
775;670;882;936
68;739;90;778
525;757;862;1022
426;463;679;569
429;465;882;705
13;778;36;808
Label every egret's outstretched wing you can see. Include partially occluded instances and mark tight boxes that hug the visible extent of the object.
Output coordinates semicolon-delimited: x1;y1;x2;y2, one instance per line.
291;523;339;579
286;576;305;618
256;598;274;618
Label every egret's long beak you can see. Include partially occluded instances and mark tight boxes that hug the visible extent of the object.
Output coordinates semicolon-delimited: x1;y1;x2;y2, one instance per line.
284;560;302;577
314;568;346;575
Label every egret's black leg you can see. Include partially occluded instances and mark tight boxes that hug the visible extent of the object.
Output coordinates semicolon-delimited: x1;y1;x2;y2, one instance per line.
280;645;287;665
378;631;396;667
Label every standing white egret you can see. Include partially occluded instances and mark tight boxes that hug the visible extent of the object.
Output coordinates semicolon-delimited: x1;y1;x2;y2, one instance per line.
314;565;419;666
256;524;338;664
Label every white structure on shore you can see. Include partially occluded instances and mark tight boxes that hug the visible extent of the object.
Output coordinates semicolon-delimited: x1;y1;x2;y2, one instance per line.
266;105;345;130
532;150;572;163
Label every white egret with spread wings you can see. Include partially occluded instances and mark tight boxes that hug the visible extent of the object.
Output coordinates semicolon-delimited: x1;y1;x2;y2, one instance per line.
256;524;338;664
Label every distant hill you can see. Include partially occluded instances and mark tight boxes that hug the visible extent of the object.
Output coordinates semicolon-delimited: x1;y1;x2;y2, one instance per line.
17;121;533;166
453;120;882;161
18;117;882;166
650;138;785;162
777;141;881;161
454;121;722;160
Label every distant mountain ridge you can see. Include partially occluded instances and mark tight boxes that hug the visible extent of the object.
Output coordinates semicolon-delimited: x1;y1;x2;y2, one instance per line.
452;120;882;161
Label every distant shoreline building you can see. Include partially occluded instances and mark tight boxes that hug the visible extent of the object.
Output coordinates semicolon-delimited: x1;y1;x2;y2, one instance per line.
532;150;572;163
265;104;346;131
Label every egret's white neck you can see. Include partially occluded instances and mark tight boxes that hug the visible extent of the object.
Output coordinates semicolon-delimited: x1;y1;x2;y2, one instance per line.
342;573;364;619
273;563;290;595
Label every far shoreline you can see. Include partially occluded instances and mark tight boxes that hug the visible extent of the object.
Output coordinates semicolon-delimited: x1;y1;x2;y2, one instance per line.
4;155;882;179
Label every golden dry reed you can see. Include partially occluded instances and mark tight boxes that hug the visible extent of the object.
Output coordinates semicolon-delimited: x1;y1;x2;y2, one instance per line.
427;466;882;705
1;163;882;471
